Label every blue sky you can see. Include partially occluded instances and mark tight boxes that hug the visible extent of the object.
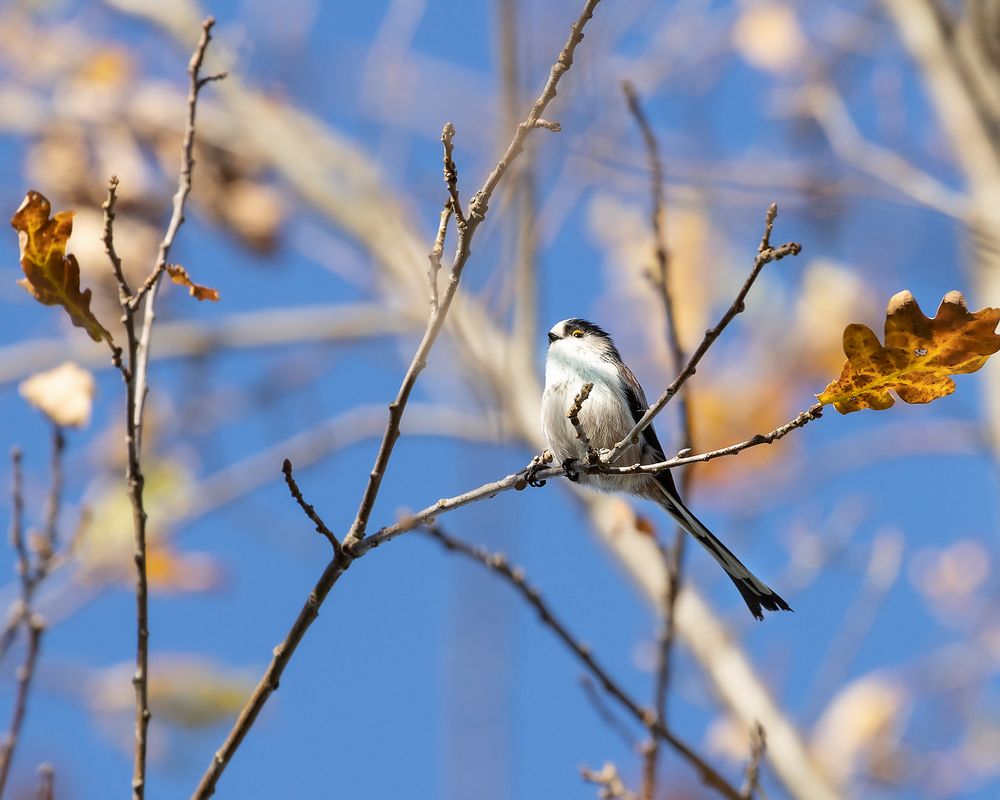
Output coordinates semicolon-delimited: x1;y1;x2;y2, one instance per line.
1;1;998;799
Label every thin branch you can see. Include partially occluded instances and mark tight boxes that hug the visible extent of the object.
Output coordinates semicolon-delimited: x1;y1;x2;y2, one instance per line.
191;553;352;800
111;18;223;800
441;123;466;228
740;724;767;800
606;203;801;463
593;404;823;476
567;382;597;460
40;425;64;569
581;762;640;800
0;449;48;795
427;200;452;310
359;404;824;555
579;676;639;750
36;763;54;800
192;3;603;796
103;175;132;298
0;616;43;795
9;450;27;591
129;18;223;313
281;459;340;555
424;525;742;800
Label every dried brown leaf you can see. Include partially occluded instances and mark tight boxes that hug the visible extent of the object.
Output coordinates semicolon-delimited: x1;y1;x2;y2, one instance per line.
166;264;219;301
818;290;1000;413
10;190;113;343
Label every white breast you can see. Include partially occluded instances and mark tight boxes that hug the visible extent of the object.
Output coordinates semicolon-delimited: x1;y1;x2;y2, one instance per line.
541;346;652;496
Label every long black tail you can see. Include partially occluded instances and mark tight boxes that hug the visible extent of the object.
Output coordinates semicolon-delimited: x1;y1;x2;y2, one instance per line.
652;479;791;620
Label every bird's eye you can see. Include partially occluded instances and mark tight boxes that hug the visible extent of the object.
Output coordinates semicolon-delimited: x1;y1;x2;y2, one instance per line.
571;329;584;338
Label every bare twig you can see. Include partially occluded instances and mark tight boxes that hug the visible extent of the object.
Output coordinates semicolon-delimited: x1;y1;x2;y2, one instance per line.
41;427;64;560
740;724;767;800
192;4;603;796
427;200;453;310
281;459;340;555
131;17;223;448
593;404;823;477
606;203;801;463
9;450;27;589
106;19;224;800
0;430;64;662
424;525;742;800
441;123;466;228
567;383;597;461
0;450;48;795
36;763;54;800
579;676;639;750
581;762;640;800
103;176;132;297
0;616;43;795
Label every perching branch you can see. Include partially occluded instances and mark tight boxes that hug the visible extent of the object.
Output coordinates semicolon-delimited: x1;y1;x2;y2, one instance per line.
192;3;604;795
593;404;824;477
103;18;224;800
606;203;802;463
358;404;825;555
424;525;743;800
740;724;767;800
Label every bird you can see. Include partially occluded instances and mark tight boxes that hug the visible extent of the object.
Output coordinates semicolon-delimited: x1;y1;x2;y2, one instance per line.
541;318;791;620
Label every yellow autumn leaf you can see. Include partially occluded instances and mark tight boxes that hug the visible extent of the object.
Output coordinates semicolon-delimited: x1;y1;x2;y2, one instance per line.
10;190;113;344
166;264;219;301
147;544;224;593
818;290;1000;414
89;656;253;729
19;361;95;427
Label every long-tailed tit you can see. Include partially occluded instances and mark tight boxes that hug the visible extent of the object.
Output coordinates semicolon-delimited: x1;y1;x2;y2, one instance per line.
541;318;790;619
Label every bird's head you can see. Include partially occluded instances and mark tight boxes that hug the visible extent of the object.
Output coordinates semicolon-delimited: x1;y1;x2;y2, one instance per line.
546;318;622;367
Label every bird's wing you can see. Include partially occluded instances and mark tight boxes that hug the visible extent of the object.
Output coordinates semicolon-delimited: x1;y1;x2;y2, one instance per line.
617;362;667;460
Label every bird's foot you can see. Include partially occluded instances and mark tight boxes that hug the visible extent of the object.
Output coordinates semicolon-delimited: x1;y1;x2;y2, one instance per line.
523;450;553;488
562;457;580;482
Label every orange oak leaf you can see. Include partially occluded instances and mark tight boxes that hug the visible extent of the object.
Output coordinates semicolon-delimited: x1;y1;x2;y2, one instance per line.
166;264;219;301
818;290;1000;414
10;190;113;344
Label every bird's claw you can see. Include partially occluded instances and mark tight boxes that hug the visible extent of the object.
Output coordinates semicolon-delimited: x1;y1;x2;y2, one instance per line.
562;458;580;482
523;451;552;488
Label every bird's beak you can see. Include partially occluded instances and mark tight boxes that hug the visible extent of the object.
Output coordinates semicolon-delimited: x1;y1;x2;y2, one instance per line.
547;332;560;344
